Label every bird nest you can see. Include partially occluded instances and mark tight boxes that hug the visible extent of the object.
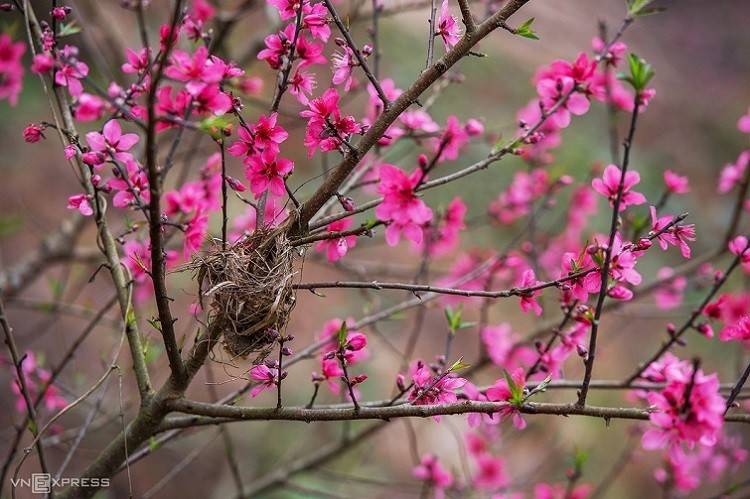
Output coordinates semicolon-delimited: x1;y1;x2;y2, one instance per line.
195;229;296;363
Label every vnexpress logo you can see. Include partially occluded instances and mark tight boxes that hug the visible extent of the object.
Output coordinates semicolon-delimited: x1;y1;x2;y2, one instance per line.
11;474;110;494
31;474;50;494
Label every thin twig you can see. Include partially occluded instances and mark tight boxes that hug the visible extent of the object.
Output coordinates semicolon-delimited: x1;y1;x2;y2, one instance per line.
578;94;642;406
425;0;438;69
0;295;52;497
322;0;390;109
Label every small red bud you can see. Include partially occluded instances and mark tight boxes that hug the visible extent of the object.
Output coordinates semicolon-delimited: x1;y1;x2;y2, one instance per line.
396;374;406;391
339;196;355;212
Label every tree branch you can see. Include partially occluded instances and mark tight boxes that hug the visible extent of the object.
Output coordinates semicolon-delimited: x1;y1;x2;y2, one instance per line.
293;0;532;233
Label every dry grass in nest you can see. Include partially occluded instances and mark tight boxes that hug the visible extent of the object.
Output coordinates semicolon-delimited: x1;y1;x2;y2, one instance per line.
194;229;296;364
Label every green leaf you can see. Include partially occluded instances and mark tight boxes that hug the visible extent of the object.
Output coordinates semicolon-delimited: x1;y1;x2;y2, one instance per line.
448;356;471;373
636;6;667;16
627;0;665;17
148;436;162;451
516;17;539;40
147;317;161;333
444;305;472;334
46;275;64;300
489;133;504;155
337;322;348;348
573;447;590;472
618;53;654;93
525;374;552;401
58;21;83;37
143;340;163;366
199;115;232;139
503;369;524;405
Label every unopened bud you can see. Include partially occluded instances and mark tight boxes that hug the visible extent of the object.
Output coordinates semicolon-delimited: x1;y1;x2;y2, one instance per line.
281;347;293;356
361;44;373;57
339;196;355;212
666;322;676;336
396;373;406;391
697;323;713;338
225;176;246;192
352;374;368;384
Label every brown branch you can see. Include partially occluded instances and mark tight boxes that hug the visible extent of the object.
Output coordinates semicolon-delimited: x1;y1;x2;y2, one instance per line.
294;268;595;297
165;397;750;424
293;0;532;233
0;295;52;493
456;0;476;33
726;361;750;413
145;0;188;389
579;94;642;406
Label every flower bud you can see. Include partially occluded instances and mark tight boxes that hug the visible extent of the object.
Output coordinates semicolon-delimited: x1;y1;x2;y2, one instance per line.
23;124;45;143
396;373;406;391
346;332;367;351
51;7;70;20
225;176;246;192
339;196;355;212
82;151;105;166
